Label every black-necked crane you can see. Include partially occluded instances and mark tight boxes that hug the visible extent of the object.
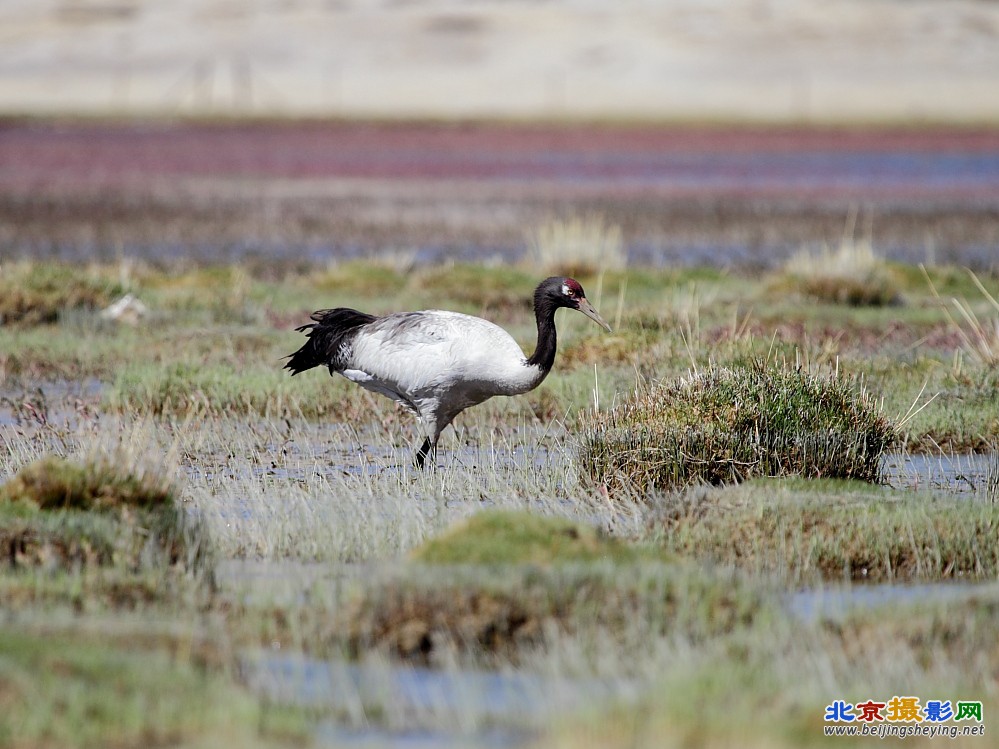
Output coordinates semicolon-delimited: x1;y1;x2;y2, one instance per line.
284;276;611;468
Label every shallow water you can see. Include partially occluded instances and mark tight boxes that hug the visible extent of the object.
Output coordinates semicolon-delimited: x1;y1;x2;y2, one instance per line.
287;448;997;496
788;581;998;623
315;725;526;749
0;378;102;427
244;654;604;718
1;378;994;499
243;653;633;749
883;452;997;495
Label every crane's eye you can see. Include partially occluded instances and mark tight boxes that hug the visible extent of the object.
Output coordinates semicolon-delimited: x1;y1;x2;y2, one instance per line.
561;279;584;299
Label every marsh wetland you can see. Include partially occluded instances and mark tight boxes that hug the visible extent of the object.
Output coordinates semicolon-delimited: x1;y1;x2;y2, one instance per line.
1;122;998;748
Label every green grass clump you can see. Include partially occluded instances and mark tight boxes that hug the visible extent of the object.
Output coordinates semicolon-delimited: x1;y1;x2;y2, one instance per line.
647;478;999;584
579;363;897;493
771;241;902;307
774;240;901;307
314;260;408;298
0;565;197;613
106;361;369;418
0;456;202;572
546;591;999;749
0;262;123;326
0;502;124;569
408;263;537;312
338;563;768;665
413;510;650;565
0;455;173;511
0;628;303;749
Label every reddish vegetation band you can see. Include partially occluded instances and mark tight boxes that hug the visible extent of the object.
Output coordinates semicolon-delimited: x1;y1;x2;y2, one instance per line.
2;121;998;201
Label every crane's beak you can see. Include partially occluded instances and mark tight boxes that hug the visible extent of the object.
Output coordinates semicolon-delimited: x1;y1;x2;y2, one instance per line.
577;297;612;332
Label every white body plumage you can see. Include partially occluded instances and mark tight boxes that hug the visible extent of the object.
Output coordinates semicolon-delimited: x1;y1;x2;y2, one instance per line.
341;310;546;440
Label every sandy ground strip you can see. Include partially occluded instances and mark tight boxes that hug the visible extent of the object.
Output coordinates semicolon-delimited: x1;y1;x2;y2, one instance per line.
3;0;999;123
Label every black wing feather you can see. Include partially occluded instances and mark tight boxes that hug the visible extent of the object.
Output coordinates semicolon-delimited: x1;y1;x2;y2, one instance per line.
284;307;377;375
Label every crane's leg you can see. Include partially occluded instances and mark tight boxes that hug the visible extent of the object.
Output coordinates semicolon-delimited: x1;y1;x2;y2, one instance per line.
414;414;452;469
414;413;448;470
414;437;436;469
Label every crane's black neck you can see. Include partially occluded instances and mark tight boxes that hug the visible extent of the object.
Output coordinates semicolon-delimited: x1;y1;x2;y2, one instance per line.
526;294;560;373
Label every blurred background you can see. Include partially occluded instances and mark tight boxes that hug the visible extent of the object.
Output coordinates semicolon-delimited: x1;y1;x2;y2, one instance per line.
5;0;999;121
1;0;998;269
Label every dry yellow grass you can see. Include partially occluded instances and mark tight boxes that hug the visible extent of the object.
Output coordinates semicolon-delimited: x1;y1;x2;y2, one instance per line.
779;240;901;306
525;215;626;276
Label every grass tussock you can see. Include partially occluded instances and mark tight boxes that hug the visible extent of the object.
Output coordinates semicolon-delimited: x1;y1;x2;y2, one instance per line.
0;566;196;613
776;240;901;307
0;628;303;749
561;330;649;369
647;478;999;584
0;455;203;572
0;262;123;326
579;363;897;494
408;263;536;314
0;502;124;570
0;455;173;511
412;511;652;566
314;260;407;298
339;563;767;666
546;591;999;749
525;214;626;276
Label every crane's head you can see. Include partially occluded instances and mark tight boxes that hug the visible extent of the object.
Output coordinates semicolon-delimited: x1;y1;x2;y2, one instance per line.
538;276;612;332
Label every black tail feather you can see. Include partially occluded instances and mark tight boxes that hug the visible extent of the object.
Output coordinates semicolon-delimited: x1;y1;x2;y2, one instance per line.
284;307;377;375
